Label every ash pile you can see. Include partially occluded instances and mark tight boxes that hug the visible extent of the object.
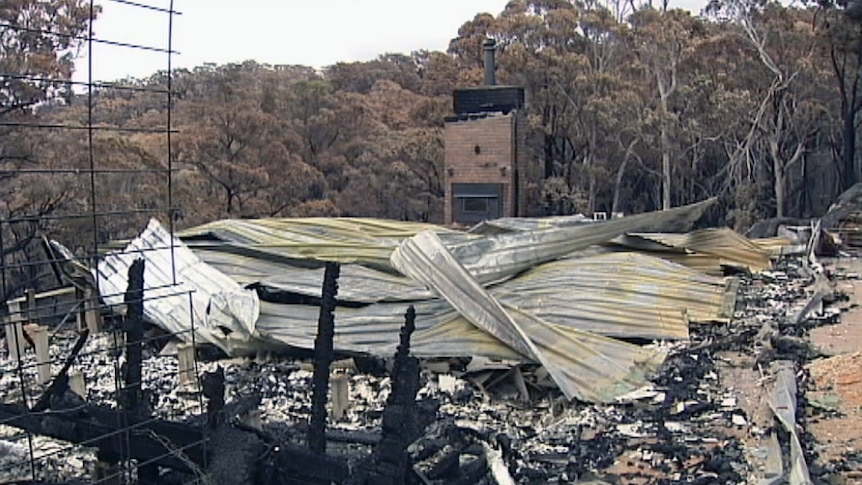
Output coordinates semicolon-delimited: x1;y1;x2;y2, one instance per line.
2;198;854;484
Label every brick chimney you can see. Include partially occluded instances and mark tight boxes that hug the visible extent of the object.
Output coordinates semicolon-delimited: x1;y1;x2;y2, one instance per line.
442;39;538;226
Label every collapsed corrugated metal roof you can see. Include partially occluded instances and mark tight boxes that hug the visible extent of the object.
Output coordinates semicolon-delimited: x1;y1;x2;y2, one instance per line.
93;198;747;402
247;250;735;372
196;250;733;339
467;214;593;234
751;237;807;257
606;235;727;276
461;214;771;276
178;199;716;282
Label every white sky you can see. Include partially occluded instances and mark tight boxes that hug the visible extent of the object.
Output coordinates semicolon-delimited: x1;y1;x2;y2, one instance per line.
74;0;705;83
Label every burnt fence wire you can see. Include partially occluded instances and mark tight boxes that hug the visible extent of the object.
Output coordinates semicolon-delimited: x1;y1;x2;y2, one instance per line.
0;1;209;484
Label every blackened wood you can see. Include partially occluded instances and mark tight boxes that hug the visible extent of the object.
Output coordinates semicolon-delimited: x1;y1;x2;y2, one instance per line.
122;259;145;412
308;261;339;455
0;402;205;472
366;306;421;485
202;365;226;428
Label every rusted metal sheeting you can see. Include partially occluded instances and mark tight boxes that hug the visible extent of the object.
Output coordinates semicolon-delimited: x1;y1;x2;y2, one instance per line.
500;252;736;328
94;200;727;402
178;217;471;270
751;237;807;257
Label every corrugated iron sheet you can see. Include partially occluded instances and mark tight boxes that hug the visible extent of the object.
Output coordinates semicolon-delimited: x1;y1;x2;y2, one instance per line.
500;252;735;327
178;217;471;270
751;237;806;257
96;219;260;354
468;214;593;234
390;230;664;402
448;199;717;284
631;228;772;272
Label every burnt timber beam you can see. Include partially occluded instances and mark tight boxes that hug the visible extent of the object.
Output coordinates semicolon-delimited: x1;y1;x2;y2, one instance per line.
0;402;206;472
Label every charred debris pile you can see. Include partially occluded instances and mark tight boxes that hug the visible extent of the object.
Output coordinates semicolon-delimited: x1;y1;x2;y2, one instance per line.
0;198;851;484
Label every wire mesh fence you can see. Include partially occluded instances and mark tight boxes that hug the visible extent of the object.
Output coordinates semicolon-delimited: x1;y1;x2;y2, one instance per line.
0;1;210;483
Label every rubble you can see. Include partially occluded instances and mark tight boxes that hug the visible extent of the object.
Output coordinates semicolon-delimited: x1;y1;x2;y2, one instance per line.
5;204;862;484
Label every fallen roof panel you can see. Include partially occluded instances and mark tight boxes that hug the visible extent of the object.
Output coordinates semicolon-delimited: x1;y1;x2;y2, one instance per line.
390;230;665;402
95;219;260;354
192;241;733;341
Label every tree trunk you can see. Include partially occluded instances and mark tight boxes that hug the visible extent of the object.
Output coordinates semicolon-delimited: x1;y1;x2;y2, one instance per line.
612;140;638;215
774;158;786;218
226;190;234;214
612;158;628;216
843;107;857;190
661;125;671;210
586;128;598;214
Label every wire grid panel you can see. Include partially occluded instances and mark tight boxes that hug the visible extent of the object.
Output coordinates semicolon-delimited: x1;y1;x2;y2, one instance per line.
0;1;208;483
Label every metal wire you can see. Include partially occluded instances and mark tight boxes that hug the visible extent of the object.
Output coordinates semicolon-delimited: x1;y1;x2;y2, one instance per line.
0;121;178;133
0;23;179;54
0;73;173;94
0;1;203;483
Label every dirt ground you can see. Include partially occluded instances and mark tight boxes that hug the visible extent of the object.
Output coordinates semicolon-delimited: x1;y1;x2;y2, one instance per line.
807;258;862;483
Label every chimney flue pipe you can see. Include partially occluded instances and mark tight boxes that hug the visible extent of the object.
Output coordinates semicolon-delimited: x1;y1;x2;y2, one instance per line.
483;38;496;86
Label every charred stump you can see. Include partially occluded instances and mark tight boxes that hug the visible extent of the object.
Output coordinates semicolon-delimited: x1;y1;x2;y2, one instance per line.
364;305;421;485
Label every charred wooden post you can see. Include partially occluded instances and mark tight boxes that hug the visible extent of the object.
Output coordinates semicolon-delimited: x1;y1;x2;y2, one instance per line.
122;258;145;412
25;287;36;324
308;261;340;455
122;259;160;483
367;305;421;485
202;365;226;428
